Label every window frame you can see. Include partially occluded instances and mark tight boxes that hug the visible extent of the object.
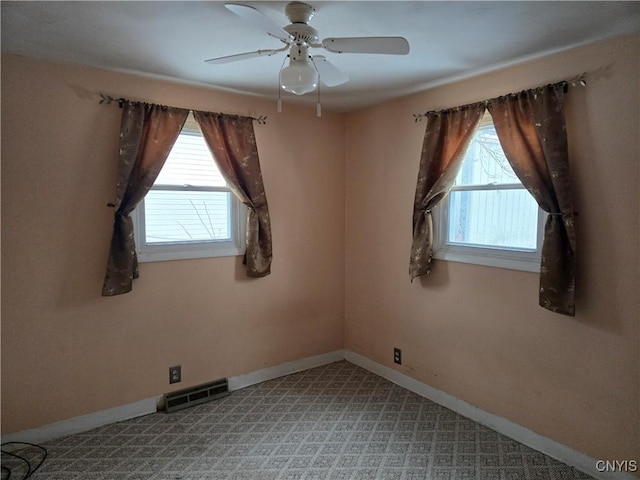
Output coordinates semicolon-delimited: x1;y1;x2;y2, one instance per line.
432;114;545;273
132;115;247;263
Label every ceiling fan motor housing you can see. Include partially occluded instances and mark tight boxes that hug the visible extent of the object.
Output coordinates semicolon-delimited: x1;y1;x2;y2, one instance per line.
285;2;315;23
284;2;318;44
284;23;318;44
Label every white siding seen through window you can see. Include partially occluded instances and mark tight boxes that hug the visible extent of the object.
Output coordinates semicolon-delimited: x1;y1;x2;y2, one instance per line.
133;114;246;262
433;113;544;272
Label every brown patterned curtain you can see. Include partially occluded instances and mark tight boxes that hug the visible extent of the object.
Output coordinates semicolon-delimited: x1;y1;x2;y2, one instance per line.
193;111;272;277
488;83;576;316
409;104;485;280
102;102;189;296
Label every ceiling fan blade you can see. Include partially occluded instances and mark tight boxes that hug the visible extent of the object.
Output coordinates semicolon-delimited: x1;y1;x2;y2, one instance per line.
205;48;285;65
225;3;291;42
322;37;409;55
312;56;349;87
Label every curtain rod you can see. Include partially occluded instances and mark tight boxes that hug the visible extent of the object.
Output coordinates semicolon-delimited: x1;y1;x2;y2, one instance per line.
98;94;268;125
412;73;587;123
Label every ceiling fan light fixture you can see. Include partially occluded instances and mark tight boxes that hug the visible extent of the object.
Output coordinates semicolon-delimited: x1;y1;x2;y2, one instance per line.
209;2;411;101
280;58;318;95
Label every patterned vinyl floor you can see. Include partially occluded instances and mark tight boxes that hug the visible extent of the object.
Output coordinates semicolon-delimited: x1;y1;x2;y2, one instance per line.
3;361;594;480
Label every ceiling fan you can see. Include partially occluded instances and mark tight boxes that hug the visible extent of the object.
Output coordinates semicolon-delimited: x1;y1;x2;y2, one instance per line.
205;2;410;97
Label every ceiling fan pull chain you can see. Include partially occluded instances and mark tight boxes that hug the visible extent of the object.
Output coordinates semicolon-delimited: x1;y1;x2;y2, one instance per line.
314;60;322;117
277;54;288;113
277;72;282;113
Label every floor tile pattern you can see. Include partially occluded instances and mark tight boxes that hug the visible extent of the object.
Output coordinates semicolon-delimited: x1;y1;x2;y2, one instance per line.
4;361;594;479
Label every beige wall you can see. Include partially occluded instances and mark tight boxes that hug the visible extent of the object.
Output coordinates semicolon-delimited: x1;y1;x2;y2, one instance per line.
345;34;639;462
2;33;639;467
1;55;346;433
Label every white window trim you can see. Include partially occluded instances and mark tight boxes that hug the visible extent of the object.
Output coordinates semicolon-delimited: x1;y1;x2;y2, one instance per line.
432;200;545;273
133;196;247;263
431;113;545;273
132;113;247;263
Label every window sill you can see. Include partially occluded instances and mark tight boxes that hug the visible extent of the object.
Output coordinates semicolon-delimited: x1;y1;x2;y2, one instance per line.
434;246;540;273
137;243;244;263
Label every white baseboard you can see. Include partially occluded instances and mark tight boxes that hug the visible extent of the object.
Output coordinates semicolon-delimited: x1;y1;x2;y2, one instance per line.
1;396;158;447
227;349;346;391
1;349;346;447
344;350;636;480
3;348;632;480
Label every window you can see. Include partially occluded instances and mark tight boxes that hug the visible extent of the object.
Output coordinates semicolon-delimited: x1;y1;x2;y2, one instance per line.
432;113;545;272
133;113;246;262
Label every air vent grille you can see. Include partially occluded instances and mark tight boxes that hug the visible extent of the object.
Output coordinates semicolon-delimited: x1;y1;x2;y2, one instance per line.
163;378;229;413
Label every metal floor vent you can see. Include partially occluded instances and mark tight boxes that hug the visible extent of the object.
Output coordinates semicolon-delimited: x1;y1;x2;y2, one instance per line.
163;378;229;413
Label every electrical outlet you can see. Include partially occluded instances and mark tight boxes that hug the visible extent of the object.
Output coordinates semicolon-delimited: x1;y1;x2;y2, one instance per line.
393;348;402;365
169;365;181;384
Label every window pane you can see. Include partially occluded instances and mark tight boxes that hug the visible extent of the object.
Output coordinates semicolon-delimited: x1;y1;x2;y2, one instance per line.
455;125;519;186
154;132;226;187
448;189;538;250
144;190;231;243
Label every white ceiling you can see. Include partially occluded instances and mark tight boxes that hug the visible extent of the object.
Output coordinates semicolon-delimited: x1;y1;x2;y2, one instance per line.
2;1;639;111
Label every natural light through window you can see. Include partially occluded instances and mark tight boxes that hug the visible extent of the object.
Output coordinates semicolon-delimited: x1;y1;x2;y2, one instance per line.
133;114;246;262
434;113;544;271
145;132;230;244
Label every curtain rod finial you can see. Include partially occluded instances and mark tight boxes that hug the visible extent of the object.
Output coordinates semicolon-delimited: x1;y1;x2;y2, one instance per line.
98;93;126;108
568;72;587;88
99;93;114;104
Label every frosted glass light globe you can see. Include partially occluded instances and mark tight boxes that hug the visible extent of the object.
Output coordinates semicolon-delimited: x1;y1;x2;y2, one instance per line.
280;61;318;95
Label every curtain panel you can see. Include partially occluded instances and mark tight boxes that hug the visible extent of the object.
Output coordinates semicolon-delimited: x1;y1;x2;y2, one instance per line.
193;111;273;277
102;102;189;296
410;82;576;316
488;83;576;316
409;104;485;280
